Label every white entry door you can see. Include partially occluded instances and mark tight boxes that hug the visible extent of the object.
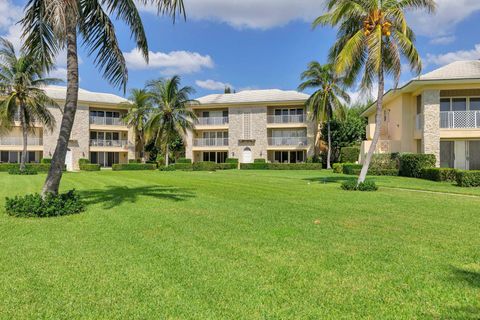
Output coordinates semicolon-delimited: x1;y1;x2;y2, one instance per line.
242;147;252;163
454;141;467;170
65;149;73;171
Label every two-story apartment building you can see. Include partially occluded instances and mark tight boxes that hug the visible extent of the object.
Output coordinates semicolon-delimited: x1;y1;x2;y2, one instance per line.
361;60;480;170
0;86;136;170
186;89;315;163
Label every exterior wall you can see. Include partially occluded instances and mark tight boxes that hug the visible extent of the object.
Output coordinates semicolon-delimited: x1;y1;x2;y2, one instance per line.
421;90;441;166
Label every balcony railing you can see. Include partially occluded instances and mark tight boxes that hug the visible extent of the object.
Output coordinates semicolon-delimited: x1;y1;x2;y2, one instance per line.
90;139;128;148
0;137;43;146
440;111;480;129
193;138;229;147
90;116;124;126
196;117;229;126
268;137;308;146
267;114;306;124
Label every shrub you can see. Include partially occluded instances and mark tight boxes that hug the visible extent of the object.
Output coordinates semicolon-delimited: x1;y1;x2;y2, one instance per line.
226;158;239;164
370;153;399;170
78;158;90;165
216;163;237;170
340;147;360;163
367;168;399;176
421;168;457;182
176;158;192;164
456;170;480;187
398;153;436;178
332;163;343;173
80;163;101;171
8;167;38;175
341;180;378;191
192;161;218;171
267;163;322;170
0;163;62;173
240;162;268;170
40;158;52;164
254;158;266;163
128;159;141;164
112;163;157;171
173;163;193;171
5;189;85;218
156;155;165;166
342;163;362;175
159;165;176;171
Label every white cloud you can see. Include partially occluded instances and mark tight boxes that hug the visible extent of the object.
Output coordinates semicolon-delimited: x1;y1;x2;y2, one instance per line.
124;48;214;75
0;0;22;31
47;67;67;81
195;79;232;91
425;44;480;66
429;35;456;45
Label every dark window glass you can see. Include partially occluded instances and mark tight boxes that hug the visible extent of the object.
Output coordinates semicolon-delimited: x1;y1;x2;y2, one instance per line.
1;151;8;162
470;98;480;111
90;111;97;117
440;141;454;168
28;151;36;163
90;132;97;139
452;98;467;111
416;95;422;114
440;98;451;112
90;152;98;164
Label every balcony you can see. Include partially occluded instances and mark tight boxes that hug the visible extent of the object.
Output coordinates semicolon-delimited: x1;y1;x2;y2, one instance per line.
90;116;124;126
0;137;43;146
268;137;308;146
267;114;306;124
195;117;229;126
90;139;128;148
440;111;480;129
193;138;229;147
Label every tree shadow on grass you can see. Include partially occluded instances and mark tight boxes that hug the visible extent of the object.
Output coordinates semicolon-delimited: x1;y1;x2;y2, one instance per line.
451;267;480;288
303;175;357;184
79;185;195;209
440;267;480;319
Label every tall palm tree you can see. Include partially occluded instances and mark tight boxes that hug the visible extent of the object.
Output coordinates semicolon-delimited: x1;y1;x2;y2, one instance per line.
21;0;186;195
121;89;152;162
298;62;349;169
0;38;59;171
145;76;197;167
314;0;435;183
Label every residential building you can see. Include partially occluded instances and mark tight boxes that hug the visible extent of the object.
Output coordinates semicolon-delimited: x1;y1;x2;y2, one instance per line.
186;89;315;163
0;86;136;170
361;60;480;170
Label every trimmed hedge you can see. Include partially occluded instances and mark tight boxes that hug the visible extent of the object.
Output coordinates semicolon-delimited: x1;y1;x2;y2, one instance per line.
80;163;101;171
129;159;141;164
159;166;176;171
0;163;62;172
421;168;457;182
399;153;436;178
341;180;378;191
176;158;192;164
112;163;157;171
456;170;480;187
8;167;38;175
78;158;90;165
172;163;193;171
240;163;268;170
226;158;239;164
40;158;52;164
240;163;322;170
342;163;363;175
340;147;360;163
332;163;343;173
254;158;266;163
370;153;399;170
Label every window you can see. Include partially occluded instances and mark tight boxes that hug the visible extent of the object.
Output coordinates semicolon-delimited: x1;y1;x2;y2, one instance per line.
28;151;36;163
90;152;98;164
1;151;8;163
470;98;480;111
452;98;467;111
9;151;18;163
416;95;422;114
440;141;454;168
440;98;450;112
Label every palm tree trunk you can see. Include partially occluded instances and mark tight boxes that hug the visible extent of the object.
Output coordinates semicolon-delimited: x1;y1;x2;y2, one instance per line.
326;120;332;169
358;67;384;184
165;143;169;167
20;106;28;171
313;122;320;160
42;9;78;196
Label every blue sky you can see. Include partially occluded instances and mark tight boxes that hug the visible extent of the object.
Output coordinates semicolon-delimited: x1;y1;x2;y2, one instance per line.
2;0;480;101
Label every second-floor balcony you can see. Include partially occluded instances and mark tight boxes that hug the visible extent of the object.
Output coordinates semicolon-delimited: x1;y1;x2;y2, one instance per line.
0;137;43;146
90;139;128;148
267;114;306;124
193;138;229;147
440;111;480;129
195;117;229;126
268;137;308;146
90;116;124;126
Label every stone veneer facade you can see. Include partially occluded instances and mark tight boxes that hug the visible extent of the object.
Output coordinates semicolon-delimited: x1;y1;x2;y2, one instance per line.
421;90;441;166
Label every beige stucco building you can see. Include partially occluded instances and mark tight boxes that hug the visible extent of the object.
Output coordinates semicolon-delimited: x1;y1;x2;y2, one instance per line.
0;86;136;170
186;89;315;164
361;60;480;170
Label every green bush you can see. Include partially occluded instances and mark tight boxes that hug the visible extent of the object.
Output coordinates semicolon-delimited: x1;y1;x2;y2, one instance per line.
240;163;268;170
370;153;399;170
173;163;193;171
240;163;322;170
226;158;239;164
367;168;399;176
156;155;165;166
399;153;436;178
176;158;192;164
5;189;85;218
128;159;141;164
79;163;101;171
332;163;343;173
341;180;378;191
421;168;457;182
455;170;480;187
159;165;176;171
40;158;52;164
340;147;360;163
8;167;38;175
78;158;90;165
342;163;363;175
216;163;237;170
112;163;157;171
192;161;218;171
0;163;62;172
254;158;266;163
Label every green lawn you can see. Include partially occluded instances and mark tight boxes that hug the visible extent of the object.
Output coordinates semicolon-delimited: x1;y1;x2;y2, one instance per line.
0;170;479;319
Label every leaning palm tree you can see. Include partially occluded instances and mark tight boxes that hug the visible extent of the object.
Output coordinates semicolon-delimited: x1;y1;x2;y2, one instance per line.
145;76;197;167
314;0;436;183
298;62;349;169
21;0;185;195
121;89;152;162
0;38;59;171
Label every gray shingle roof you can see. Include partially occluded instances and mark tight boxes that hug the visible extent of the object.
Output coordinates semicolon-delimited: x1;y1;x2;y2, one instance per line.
196;89;309;105
419;60;480;80
44;86;128;104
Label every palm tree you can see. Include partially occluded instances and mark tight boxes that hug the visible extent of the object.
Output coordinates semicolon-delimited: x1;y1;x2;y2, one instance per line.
21;0;186;195
145;76;197;167
313;0;435;183
298;62;349;169
0;38;59;171
121;89;152;162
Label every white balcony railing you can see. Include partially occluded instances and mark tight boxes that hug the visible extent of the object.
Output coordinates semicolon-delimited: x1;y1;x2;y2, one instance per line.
193;138;229;147
440;111;480;129
0;137;43;146
268;137;308;146
196;117;229;126
90;139;128;148
267;114;306;124
90;116;124;126
415;114;423;130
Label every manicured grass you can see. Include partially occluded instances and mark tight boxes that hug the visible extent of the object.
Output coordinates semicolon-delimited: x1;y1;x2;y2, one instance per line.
0;170;479;319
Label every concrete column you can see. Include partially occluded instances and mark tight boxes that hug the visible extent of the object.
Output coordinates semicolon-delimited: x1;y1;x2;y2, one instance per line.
127;125;136;160
422;90;440;167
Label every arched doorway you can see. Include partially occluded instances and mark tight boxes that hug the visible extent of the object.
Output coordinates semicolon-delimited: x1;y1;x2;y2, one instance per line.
242;147;252;163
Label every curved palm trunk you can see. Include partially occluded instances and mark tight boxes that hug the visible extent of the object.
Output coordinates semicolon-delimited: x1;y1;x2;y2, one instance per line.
358;68;384;184
20;106;28;171
313;122;320;160
42;10;79;196
165;143;169;167
326;120;332;169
